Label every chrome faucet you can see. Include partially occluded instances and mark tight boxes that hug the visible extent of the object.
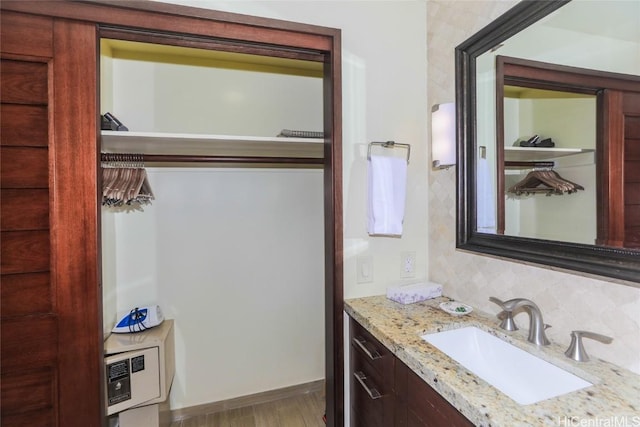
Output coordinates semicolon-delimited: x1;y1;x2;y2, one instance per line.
489;297;551;346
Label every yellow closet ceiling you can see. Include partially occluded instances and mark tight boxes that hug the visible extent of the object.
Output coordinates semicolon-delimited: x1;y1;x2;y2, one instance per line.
101;38;324;78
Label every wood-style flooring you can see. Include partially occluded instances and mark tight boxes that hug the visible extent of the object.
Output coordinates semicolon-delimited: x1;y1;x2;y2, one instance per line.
170;390;326;427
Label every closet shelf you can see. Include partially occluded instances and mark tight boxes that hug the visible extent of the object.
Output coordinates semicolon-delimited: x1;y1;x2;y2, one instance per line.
101;131;324;159
504;146;593;162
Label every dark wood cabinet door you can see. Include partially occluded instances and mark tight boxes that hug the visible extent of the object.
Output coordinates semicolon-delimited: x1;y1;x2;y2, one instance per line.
600;89;640;248
1;11;102;427
622;92;640;248
405;367;473;427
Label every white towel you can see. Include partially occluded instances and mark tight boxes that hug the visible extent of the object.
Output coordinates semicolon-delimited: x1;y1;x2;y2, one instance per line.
367;155;407;236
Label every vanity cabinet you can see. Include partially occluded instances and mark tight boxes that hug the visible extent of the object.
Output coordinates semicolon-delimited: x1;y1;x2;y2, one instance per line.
350;318;473;427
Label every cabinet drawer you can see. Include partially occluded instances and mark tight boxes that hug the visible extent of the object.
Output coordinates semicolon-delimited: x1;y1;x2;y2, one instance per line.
352;346;386;400
350;317;395;427
407;368;473;427
351;353;387;427
351;319;391;372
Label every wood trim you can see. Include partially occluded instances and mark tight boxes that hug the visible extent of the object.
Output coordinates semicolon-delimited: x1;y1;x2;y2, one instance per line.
499;55;640;92
0;315;58;371
1;272;53;316
0;230;50;274
0;11;53;57
0;147;49;188
0;189;49;231
622;93;640;248
1;0;334;52
51;19;104;425
0;60;49;104
0;105;49;147
0;367;58;424
324;31;344;427
98;26;326;63
597;91;624;245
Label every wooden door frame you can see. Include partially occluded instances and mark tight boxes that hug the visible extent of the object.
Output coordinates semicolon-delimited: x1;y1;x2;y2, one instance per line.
1;2;344;426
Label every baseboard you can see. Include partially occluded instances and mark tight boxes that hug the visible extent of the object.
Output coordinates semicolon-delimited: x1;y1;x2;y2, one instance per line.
170;379;325;422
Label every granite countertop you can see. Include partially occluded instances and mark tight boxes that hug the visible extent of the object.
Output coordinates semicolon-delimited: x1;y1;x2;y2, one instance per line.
344;295;640;427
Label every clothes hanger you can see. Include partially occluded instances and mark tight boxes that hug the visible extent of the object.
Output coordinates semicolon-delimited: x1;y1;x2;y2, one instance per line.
101;155;154;207
508;167;583;196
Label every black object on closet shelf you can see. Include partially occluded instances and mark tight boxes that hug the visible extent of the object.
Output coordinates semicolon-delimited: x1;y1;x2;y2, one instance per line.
518;134;555;148
101;112;129;131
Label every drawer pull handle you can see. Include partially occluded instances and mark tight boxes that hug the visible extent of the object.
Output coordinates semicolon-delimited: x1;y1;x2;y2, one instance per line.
353;336;382;360
353;371;382;400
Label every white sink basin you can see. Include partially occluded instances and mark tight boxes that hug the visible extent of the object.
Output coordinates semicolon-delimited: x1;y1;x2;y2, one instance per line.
421;327;592;405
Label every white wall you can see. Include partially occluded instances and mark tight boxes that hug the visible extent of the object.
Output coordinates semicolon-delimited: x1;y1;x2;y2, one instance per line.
103;168;325;409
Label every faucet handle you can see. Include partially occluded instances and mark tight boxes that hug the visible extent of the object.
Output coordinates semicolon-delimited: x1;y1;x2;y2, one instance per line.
489;296;506;309
489;297;518;331
564;330;613;362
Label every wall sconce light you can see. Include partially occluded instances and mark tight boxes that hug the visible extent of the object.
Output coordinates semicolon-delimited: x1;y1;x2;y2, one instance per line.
431;102;456;169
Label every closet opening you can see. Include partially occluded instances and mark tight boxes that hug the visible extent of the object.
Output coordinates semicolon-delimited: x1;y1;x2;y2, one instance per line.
100;33;338;425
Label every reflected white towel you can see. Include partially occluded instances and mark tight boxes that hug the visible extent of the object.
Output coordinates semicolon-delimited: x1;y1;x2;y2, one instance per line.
368;155;407;236
477;157;496;231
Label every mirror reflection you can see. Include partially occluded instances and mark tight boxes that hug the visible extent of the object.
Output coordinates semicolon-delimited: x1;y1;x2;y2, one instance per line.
474;0;640;248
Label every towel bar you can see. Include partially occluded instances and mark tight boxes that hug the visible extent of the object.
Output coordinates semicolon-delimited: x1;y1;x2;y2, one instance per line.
367;141;411;164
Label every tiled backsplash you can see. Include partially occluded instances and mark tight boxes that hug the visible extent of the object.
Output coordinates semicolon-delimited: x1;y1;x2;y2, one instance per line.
426;0;640;374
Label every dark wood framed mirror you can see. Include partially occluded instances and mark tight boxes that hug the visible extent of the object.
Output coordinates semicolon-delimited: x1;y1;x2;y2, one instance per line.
455;0;640;284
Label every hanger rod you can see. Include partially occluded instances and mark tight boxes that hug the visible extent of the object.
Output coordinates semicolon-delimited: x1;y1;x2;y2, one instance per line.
101;153;323;165
505;161;554;169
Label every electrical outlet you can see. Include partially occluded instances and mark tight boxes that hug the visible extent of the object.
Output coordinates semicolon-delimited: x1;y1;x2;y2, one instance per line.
356;256;373;284
400;251;416;278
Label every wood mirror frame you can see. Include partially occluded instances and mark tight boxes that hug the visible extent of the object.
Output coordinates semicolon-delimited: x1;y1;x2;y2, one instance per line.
455;0;640;284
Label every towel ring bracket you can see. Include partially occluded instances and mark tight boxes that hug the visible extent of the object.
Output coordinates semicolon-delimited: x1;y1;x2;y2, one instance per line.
368;141;411;164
